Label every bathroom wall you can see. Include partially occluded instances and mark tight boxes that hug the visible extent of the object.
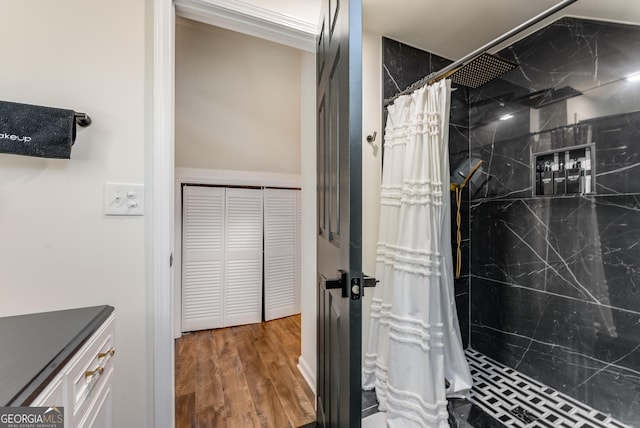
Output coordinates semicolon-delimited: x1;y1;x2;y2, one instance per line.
382;37;471;346
175;18;301;174
469;17;640;424
0;1;150;427
361;30;384;361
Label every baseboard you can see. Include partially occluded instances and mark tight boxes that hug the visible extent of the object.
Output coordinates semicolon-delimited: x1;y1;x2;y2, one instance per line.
297;356;316;397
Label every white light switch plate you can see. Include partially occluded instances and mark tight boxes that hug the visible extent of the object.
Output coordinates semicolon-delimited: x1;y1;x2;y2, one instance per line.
104;183;145;216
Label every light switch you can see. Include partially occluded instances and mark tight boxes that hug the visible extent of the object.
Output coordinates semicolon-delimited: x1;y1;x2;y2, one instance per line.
104;183;144;216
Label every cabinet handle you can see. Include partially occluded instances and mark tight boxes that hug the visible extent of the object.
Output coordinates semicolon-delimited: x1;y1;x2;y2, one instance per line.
98;348;115;358
84;367;104;378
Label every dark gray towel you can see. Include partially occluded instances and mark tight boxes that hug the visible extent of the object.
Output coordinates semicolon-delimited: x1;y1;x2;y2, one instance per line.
0;100;76;159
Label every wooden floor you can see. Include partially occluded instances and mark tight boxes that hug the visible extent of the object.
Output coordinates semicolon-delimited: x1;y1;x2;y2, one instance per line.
175;315;316;428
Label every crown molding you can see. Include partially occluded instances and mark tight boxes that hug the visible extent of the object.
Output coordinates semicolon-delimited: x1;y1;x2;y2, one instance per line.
174;0;318;52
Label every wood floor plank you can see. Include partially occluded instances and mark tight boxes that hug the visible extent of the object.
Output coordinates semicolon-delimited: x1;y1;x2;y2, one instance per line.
175;333;196;396
263;317;316;407
175;333;196;428
175;393;195;428
233;325;291;428
175;315;316;428
195;330;226;427
214;327;262;428
251;322;316;427
283;314;316;407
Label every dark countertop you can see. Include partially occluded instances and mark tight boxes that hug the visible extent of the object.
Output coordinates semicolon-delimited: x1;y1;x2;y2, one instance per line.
0;305;114;406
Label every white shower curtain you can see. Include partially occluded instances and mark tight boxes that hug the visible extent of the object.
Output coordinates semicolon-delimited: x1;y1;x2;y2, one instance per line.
363;80;472;428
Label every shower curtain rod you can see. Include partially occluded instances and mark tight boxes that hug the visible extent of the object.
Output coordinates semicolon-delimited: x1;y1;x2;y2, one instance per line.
383;0;579;106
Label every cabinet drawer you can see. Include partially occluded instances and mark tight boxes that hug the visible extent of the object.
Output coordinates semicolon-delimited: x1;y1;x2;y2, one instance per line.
66;314;115;425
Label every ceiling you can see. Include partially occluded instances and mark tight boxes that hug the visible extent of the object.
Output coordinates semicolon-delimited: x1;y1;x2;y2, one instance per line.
235;0;640;60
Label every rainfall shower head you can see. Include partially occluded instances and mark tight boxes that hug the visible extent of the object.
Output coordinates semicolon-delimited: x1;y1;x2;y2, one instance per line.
448;53;519;88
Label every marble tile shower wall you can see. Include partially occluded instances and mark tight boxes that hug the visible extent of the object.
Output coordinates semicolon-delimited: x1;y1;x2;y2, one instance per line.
469;18;640;425
382;38;472;346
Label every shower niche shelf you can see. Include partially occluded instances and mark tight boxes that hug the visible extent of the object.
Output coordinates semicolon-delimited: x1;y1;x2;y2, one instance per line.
532;142;595;197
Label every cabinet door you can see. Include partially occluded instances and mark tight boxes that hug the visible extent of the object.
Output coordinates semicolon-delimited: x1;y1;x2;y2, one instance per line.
182;186;226;331
224;188;264;326
264;188;300;321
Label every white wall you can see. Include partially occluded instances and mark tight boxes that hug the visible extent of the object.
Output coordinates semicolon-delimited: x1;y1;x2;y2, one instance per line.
175;18;301;174
361;31;383;356
0;0;153;427
298;51;318;392
0;1;149;427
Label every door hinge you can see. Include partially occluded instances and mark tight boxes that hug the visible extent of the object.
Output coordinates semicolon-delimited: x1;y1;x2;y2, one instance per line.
169;253;173;267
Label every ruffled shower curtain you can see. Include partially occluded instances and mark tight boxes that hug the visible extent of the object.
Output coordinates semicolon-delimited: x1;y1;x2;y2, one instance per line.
363;80;472;428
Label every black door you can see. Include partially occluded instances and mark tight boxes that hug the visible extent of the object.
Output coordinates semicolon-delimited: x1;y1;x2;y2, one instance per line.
316;0;362;426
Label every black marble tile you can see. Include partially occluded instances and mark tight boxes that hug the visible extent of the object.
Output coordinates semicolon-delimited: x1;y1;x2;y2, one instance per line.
382;37;470;126
450;86;470;128
470;281;640;425
382;37;451;101
454;276;470;348
467;16;640;199
591;111;640;195
450;195;470;276
361;389;378;418
469;77;531;130
448;398;505;428
469;111;640;200
450;124;470;164
496;18;640;95
469;131;533;200
471;196;640;312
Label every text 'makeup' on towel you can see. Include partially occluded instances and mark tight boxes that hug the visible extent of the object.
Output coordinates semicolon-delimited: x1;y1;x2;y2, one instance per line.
0;100;77;159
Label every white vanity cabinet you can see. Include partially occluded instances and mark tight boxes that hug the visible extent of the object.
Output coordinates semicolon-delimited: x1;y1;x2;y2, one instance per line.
31;313;115;428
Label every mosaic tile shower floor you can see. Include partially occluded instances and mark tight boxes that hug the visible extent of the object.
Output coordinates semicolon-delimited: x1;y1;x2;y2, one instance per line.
463;349;631;428
364;349;632;427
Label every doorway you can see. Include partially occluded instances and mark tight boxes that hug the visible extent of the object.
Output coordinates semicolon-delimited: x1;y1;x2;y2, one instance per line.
170;9;318;428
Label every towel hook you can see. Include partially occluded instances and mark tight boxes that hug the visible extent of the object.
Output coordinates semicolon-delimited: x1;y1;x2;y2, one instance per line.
74;112;92;127
366;131;377;143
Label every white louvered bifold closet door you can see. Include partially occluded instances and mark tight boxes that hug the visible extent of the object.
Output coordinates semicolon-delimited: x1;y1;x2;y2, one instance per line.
182;186;263;331
264;188;301;321
223;188;264;326
181;186;226;331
